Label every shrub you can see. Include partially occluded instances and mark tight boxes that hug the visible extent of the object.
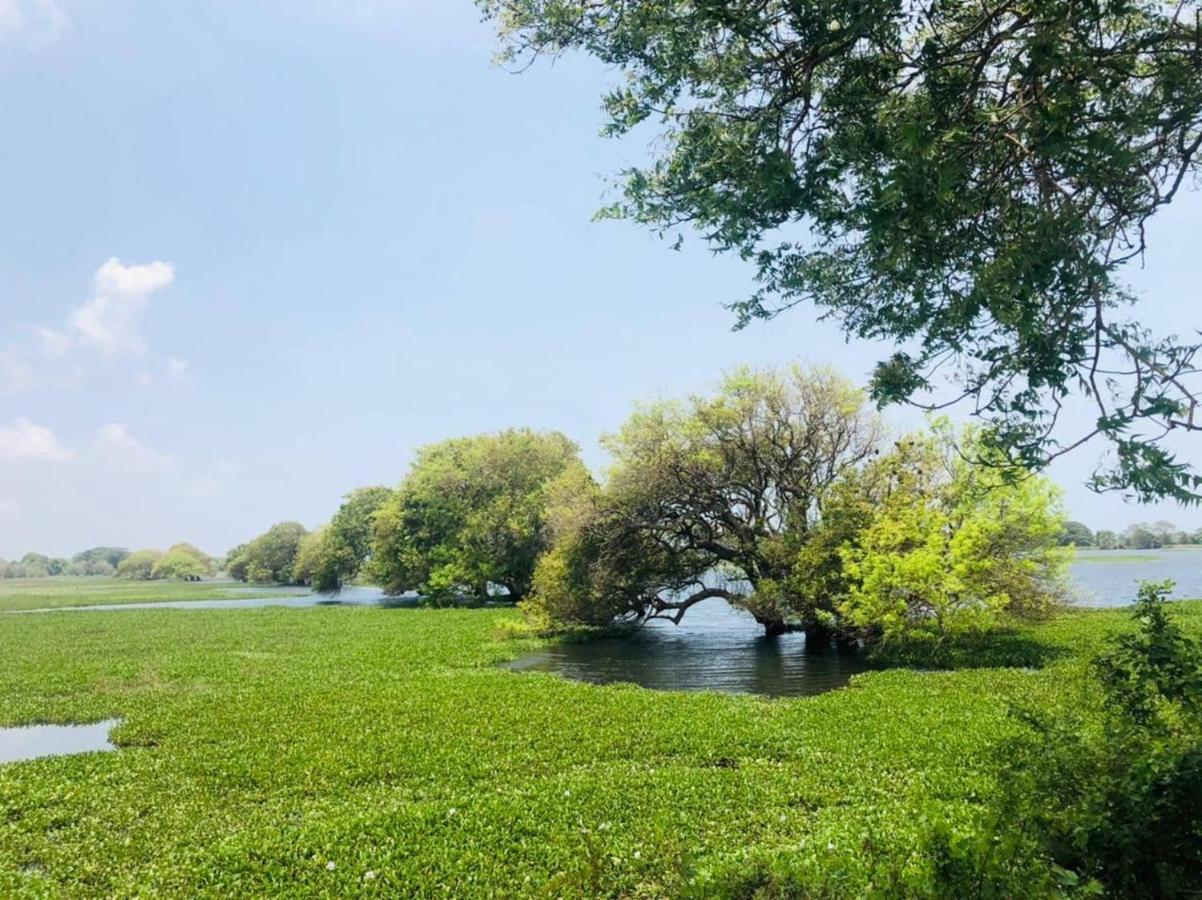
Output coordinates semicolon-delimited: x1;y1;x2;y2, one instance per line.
115;549;164;580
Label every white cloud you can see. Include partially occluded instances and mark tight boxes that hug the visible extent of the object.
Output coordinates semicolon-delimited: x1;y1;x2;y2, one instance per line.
0;258;180;395
0;0;69;43
0;418;71;462
68;259;176;358
95;422;175;471
34;325;73;359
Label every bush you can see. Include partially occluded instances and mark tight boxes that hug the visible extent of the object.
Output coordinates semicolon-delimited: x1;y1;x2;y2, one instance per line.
225;522;309;584
936;581;1202;897
839;426;1069;644
151;544;215;581
115;549;164;580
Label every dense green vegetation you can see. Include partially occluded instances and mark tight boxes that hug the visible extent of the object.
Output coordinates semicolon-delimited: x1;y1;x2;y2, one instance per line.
369;429;586;603
0;579;1195;896
296;487;392;594
479;0;1202;502
527;366;1068;643
225;522;309;585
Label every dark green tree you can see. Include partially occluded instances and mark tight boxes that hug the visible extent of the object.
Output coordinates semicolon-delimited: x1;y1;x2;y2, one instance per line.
307;486;393;595
225;522;309;584
1058;520;1094;547
480;0;1202;502
370;430;585;603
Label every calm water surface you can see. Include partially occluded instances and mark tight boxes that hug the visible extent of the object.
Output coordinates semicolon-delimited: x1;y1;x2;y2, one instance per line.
506;599;871;698
1070;547;1202;605
0;720;120;765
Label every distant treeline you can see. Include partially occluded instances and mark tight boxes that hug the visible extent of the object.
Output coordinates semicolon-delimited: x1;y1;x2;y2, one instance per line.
0;544;217;581
0;547;131;579
1060;521;1202;550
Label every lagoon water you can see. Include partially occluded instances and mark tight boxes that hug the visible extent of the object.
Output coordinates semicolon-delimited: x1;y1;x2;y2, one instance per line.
1070;547;1202;606
505;598;871;697
0;720;120;765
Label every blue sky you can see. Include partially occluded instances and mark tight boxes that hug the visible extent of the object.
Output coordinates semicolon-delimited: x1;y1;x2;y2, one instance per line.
0;0;1199;559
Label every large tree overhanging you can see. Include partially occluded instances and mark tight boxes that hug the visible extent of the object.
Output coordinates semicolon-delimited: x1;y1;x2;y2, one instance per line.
478;0;1202;502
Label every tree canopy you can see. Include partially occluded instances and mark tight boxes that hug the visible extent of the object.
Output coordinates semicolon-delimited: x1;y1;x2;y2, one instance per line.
225;522;309;584
151;543;215;581
72;547;130;569
304;486;393;594
370;429;586;602
116;549;164;580
1059;520;1094;547
527;366;1068;641
479;0;1202;502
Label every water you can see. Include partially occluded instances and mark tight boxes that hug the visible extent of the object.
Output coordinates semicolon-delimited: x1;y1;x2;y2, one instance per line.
1070;547;1202;606
0;719;120;765
505;599;871;698
11;585;406;614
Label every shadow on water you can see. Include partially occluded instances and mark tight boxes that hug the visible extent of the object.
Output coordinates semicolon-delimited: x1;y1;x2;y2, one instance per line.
505;599;872;698
0;720;120;765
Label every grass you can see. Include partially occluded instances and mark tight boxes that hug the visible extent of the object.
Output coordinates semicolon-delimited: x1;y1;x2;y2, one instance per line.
0;577;307;613
0;582;1198;897
1073;553;1162;563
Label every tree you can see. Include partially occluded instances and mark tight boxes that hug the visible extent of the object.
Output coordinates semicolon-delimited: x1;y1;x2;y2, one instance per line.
1058;520;1094;547
480;0;1202;502
72;546;130;569
291;527;328;587
7;552;68;577
1095;529;1120;551
533;365;883;636
225;522;309;584
526;466;682;627
307;486;393;594
1125;525;1163;550
116;549;164;580
151;543;214;581
839;429;1070;642
370;430;585;603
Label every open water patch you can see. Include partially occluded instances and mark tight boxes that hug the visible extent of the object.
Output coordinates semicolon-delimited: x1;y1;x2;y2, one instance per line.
0;719;121;765
504;599;871;698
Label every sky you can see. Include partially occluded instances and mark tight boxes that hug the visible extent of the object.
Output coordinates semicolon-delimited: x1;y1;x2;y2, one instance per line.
0;0;1199;559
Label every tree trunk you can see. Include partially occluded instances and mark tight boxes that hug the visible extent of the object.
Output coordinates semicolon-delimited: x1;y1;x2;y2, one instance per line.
753;612;788;637
804;622;836;650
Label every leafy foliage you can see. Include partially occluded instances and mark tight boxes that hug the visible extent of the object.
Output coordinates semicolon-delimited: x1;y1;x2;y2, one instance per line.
576;364;881;635
1058;521;1093;547
530;367;1066;642
150;544;215;581
225;522;309;585
370;429;585;603
934;582;1202;897
1;577;1198;896
305;487;393;594
480;0;1202;501
115;549;164;581
840;427;1070;642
